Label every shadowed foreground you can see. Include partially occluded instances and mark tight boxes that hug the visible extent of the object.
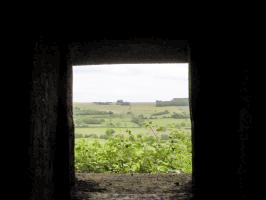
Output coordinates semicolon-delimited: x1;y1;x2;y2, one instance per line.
73;173;192;200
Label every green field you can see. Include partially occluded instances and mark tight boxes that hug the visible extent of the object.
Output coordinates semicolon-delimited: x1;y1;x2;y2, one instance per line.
74;102;191;138
74;102;192;173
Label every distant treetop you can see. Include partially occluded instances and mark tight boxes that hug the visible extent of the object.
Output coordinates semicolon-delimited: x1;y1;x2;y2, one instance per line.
156;98;189;107
116;100;130;106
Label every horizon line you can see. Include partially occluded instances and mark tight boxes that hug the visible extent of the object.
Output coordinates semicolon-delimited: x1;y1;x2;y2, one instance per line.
73;98;189;104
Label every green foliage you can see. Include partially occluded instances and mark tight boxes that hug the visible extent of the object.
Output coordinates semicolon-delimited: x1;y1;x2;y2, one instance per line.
74;109;113;115
83;118;105;124
105;128;115;138
156;126;167;132
73;102;191;130
160;133;169;140
74;102;192;174
131;116;145;127
93;102;112;105
84;134;98;139
99;134;109;139
151;110;170;116
156;98;189;107
75;128;192;174
171;112;189;119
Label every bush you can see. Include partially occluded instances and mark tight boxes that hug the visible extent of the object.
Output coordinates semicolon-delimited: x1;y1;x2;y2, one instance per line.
156;126;167;132
75;129;192;173
99;134;109;140
171;112;189;119
116;100;130;105
160;133;169;140
74;109;113;115
105;129;115;138
155;98;189;107
151;110;169;116
83;118;105;124
84;134;98;139
131;116;144;127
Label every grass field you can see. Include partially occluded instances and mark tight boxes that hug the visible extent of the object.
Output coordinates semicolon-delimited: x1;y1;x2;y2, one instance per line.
74;102;191;138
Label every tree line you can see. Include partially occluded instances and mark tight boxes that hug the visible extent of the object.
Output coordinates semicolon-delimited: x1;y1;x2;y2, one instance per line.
156;98;189;107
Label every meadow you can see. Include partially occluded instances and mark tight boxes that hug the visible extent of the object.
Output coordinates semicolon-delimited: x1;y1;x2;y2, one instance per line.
74;101;192;173
74;102;191;138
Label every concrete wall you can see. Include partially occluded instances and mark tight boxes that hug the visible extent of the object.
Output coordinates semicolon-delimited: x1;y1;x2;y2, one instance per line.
69;39;188;65
189;40;260;199
29;36;74;200
30;37;60;199
28;38;188;200
26;37;258;200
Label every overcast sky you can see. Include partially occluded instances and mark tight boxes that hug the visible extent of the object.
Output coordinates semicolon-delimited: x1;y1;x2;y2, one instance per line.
73;63;188;102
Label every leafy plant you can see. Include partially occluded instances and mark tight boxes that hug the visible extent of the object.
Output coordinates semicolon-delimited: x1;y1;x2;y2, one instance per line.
75;125;192;174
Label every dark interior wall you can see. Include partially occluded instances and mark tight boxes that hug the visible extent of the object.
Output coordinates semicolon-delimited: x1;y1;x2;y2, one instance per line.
189;40;261;199
30;36;60;199
29;36;74;200
26;37;258;200
27;38;188;200
189;41;240;199
69;39;188;65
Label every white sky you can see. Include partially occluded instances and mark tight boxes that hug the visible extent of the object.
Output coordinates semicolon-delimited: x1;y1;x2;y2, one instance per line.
73;63;189;102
